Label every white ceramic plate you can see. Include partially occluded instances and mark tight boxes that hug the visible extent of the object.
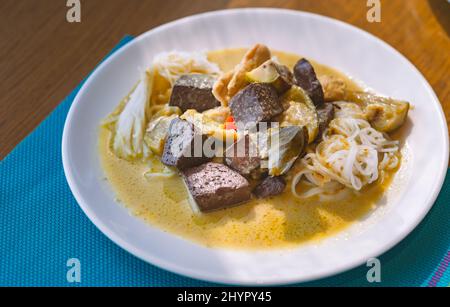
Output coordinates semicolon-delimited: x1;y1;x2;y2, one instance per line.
62;8;449;285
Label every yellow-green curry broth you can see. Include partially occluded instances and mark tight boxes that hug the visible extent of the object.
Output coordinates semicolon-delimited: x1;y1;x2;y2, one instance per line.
99;48;396;250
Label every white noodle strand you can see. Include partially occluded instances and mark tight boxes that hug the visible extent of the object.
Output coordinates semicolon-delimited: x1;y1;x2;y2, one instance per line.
292;116;400;200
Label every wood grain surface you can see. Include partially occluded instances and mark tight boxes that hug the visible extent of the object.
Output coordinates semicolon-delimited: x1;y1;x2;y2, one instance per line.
1;0;449;159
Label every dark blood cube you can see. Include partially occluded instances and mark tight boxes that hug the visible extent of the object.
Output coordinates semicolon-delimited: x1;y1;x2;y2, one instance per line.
229;83;282;128
224;134;260;177
182;162;252;213
161;118;210;169
169;74;220;112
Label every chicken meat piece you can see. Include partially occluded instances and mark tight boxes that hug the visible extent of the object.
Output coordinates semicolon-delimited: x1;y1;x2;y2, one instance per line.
227;44;271;97
212;44;271;105
319;75;347;102
212;70;234;106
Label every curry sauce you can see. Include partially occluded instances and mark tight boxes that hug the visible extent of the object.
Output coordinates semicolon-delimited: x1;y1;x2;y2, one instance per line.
98;48;397;250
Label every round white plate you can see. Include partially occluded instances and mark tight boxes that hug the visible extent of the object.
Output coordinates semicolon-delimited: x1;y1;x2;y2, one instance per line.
62;8;449;285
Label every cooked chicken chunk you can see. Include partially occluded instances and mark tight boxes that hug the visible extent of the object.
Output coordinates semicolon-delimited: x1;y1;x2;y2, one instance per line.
319;75;347;102
213;44;271;105
227;44;271;97
212;70;233;105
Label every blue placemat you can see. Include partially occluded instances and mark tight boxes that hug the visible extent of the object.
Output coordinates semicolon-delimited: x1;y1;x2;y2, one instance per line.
1;36;449;287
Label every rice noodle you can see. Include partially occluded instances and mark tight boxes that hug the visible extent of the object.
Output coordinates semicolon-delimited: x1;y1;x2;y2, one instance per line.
292;114;400;200
153;51;222;86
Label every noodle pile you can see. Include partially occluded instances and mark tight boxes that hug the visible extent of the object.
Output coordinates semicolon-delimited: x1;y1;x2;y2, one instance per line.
291;102;400;200
153;51;221;86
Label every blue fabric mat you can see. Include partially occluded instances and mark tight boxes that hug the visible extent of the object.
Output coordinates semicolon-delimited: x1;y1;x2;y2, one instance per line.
1;36;449;287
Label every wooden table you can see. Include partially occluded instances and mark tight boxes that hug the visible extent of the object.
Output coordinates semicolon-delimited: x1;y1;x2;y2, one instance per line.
1;0;449;159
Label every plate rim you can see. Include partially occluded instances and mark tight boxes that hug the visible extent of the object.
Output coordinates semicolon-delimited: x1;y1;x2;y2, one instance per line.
62;8;449;285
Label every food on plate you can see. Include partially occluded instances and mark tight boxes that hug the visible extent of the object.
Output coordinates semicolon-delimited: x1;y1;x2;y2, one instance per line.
258;126;308;176
213;44;271;105
345;91;410;132
229;83;282;128
293;58;324;106
99;44;410;249
253;176;286;198
102;70;152;159
182;162;252;213
224;134;261;178
245;59;294;94
319;75;347;102
168;74;220;112
316;102;335;137
144;105;182;155
180;108;236;141
161;118;211;169
277;86;319;143
144;113;179;156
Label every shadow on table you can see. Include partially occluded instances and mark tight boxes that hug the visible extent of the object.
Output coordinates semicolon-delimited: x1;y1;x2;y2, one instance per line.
428;0;450;37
